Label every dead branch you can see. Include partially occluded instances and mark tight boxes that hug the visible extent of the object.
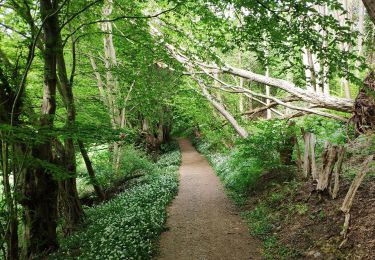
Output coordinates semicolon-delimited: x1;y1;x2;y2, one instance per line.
241;96;300;116
341;155;374;213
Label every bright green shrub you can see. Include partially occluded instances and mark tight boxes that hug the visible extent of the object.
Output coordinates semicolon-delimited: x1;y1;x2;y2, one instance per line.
77;146;155;192
120;147;154;176
237;120;297;168
298;115;349;145
194;120;297;200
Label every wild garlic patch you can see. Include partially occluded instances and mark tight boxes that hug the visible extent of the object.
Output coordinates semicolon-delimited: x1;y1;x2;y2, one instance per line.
51;149;180;259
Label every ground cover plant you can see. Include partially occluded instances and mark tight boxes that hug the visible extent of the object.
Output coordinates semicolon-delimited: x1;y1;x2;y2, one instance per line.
50;146;180;259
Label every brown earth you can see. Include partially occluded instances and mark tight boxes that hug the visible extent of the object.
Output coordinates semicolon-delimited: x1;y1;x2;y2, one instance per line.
244;134;375;259
157;139;261;260
275;136;375;259
253;179;375;260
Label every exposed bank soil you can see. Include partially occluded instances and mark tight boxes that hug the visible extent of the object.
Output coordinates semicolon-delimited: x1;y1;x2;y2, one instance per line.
252;136;375;259
249;179;375;260
157;139;261;260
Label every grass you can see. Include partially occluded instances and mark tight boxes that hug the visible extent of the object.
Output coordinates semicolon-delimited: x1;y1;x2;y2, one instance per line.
50;144;181;259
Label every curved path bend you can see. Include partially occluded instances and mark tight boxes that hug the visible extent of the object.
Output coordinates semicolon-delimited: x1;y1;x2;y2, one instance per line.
157;139;261;260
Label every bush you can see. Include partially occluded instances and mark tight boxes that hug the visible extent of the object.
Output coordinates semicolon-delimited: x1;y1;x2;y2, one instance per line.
193;120;299;205
236;120;298;168
77;145;155;193
120;148;154;176
298;115;349;145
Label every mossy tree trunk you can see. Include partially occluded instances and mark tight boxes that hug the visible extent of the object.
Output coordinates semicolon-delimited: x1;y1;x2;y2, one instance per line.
19;0;59;257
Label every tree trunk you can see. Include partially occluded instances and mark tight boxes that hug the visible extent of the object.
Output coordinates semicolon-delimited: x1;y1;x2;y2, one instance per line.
20;1;59;257
265;67;272;119
163;40;354;113
330;146;346;199
357;2;365;58
295;134;303;174
302;47;315;91
311;53;323;94
77;140;105;201
318;4;330;96
238;53;246;120
101;0;125;175
56;32;84;234
362;0;375;24
222;64;353;112
317;143;338;192
199;81;249;138
309;133;317;179
302;131;318;179
1;141;19;260
0;51;20;260
343;79;351;99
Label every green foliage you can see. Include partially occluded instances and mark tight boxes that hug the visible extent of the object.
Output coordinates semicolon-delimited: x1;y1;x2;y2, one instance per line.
298;115;349;145
237;120;297;168
52;172;178;259
194;139;262;206
243;181;302;259
156;150;181;168
77;145;158;193
194;120;298;206
51;146;180;259
120;148;155;176
243;205;273;239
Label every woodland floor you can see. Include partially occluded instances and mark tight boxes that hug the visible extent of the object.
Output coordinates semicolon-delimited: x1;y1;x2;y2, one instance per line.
157;139;261;260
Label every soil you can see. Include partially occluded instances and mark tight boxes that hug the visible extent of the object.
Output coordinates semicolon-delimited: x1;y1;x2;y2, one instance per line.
261;135;375;259
258;179;375;260
245;135;375;260
157;139;261;260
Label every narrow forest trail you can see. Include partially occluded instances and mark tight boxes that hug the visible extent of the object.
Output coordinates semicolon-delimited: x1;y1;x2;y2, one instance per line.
157;139;261;260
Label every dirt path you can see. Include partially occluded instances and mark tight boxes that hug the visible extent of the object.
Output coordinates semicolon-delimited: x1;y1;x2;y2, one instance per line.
157;139;261;260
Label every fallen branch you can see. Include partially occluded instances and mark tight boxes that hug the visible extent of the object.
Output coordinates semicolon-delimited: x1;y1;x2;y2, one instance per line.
162;42;354;113
340;213;351;239
194;77;249;138
209;77;349;122
212;85;284;117
341;155;374;213
241;96;300;116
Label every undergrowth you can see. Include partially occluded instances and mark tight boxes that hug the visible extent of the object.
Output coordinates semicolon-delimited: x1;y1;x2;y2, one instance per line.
193;120;303;258
193;120;297;206
195;136;301;258
50;144;181;259
242;181;303;259
192;117;371;259
76;145;154;195
194;140;262;206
